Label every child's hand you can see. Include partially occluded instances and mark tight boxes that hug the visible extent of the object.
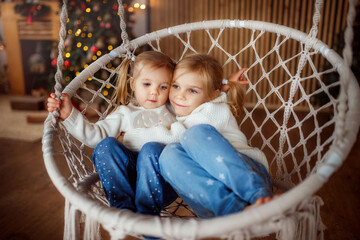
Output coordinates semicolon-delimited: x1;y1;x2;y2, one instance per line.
228;68;249;85
47;93;73;120
222;68;249;93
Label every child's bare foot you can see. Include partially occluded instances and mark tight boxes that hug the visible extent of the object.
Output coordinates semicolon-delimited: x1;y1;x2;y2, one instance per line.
243;195;280;211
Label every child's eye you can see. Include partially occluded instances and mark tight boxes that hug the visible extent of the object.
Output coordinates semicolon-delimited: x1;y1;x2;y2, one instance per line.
160;85;168;90
189;89;198;94
143;82;151;87
172;84;179;89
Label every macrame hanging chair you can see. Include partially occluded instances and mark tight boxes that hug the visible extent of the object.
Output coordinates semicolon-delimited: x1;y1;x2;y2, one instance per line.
42;0;360;239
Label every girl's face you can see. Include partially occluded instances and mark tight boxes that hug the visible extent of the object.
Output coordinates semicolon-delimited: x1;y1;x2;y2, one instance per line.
169;69;217;116
131;65;172;109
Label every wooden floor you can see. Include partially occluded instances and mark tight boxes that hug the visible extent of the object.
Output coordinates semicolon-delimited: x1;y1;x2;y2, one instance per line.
0;134;359;240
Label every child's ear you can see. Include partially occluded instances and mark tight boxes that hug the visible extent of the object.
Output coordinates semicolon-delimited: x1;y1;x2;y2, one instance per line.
211;89;220;100
129;77;135;91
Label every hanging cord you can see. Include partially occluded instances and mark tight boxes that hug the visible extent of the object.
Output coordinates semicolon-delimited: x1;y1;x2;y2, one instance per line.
116;0;133;59
275;0;324;181
334;0;357;144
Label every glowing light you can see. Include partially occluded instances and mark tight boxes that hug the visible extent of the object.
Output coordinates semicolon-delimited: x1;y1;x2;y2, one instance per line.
103;90;109;96
97;16;102;21
67;18;70;23
68;29;73;34
128;7;134;12
75;29;81;36
77;42;82;48
87;33;93;38
140;4;146;9
108;45;113;50
70;67;75;71
83;46;89;51
106;84;111;89
84;64;89;69
134;3;140;8
65;76;71;81
88;77;92;81
92;56;97;61
83;26;88;31
86;8;91;13
65;52;71;58
107;63;112;68
83;83;87;87
76;71;80;76
96;50;102;56
81;33;86;38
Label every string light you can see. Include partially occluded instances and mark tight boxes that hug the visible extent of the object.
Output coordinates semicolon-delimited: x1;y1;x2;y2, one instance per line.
140;4;146;9
76;71;80;76
68;29;73;34
86;8;91;13
106;84;111;89
103;90;109;96
96;50;102;56
65;76;71;81
83;46;89;51
128;7;134;12
87;33;92;38
92;56;97;61
65;52;71;58
108;45;113;50
77;42;82;48
75;29;81;36
88;77;92;81
84;64;89;68
134;3;140;8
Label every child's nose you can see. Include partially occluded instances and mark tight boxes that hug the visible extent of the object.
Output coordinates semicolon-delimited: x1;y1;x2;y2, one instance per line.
150;88;159;95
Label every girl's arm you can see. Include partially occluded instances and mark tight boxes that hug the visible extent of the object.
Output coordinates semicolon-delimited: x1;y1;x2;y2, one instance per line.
47;93;126;147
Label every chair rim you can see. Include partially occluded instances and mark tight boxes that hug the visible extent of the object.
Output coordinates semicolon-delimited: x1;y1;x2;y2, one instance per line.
43;19;360;238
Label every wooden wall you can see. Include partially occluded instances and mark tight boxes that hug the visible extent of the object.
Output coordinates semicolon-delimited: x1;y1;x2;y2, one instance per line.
148;0;351;109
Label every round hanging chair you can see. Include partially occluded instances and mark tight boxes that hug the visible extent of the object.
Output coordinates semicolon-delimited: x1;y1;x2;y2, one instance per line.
42;0;360;239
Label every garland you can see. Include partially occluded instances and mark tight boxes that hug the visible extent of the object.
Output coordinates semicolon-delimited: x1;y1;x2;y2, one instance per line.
14;2;50;24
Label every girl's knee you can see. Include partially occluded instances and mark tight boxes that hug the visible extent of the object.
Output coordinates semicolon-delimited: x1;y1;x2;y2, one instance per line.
181;124;217;143
93;137;123;163
137;142;164;168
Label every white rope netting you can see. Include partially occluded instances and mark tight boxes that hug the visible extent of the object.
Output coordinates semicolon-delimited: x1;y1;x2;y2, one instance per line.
42;0;360;239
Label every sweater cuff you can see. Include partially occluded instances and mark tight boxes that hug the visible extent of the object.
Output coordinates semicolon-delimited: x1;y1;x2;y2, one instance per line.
62;107;80;129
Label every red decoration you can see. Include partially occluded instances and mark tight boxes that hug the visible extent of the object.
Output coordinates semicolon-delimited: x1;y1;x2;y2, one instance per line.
105;22;111;29
64;60;71;67
27;14;33;24
81;3;86;11
51;58;57;66
99;22;105;28
90;46;98;53
112;4;118;10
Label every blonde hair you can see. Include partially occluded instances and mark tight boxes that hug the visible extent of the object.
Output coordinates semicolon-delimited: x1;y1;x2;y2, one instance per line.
111;51;175;108
175;54;244;117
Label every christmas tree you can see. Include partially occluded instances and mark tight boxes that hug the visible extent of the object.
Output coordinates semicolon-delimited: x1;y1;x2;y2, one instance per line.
49;0;135;93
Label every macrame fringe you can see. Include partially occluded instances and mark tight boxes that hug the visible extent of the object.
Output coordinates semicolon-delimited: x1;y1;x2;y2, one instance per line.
277;196;326;240
83;214;101;240
64;199;80;240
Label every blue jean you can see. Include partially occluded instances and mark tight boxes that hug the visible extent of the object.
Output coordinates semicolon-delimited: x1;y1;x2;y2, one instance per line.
159;124;273;219
92;137;178;215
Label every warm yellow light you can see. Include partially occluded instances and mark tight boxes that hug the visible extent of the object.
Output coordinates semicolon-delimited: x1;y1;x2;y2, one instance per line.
107;63;112;68
75;29;81;36
106;84;111;89
76;71;80;76
97;16;102;21
77;42;82;48
67;18;70;23
88;77;92;81
65;76;71;81
86;8;91;13
70;66;75;71
83;46;89;51
87;33;93;38
134;3;140;8
84;64;89;69
96;51;102;56
83;26;88;31
83;83;87;87
68;29;73;34
103;90;109;96
108;45;113;50
81;33;86;38
92;56;97;61
65;52;71;58
140;4;146;9
128;7;134;12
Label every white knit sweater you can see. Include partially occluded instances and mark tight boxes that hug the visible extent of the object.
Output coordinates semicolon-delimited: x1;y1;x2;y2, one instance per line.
61;102;177;150
125;92;269;170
